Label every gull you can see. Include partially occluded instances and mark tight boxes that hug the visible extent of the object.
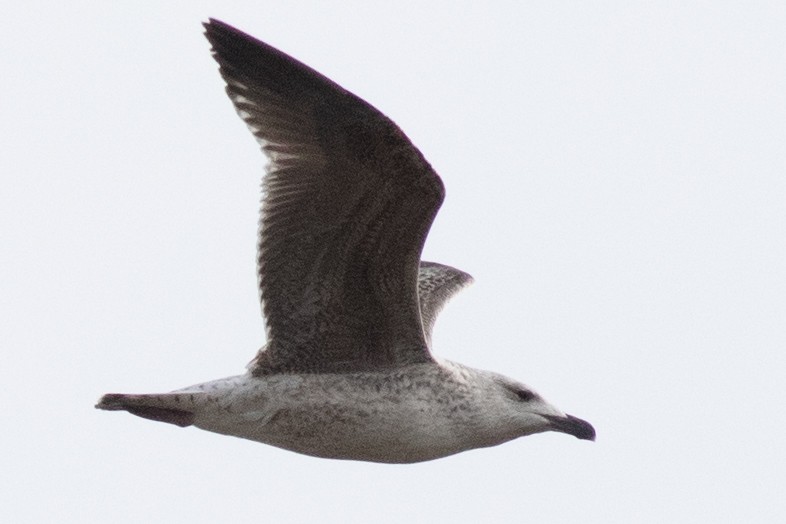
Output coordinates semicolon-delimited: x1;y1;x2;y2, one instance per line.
96;19;595;463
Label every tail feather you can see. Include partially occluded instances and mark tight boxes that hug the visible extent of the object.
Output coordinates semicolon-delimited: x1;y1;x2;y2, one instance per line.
96;393;195;427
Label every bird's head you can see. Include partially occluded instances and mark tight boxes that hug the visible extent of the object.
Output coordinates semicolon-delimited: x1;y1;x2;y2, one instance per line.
480;371;596;442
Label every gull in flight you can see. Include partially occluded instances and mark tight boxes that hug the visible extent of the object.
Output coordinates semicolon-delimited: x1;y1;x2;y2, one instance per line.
96;19;595;463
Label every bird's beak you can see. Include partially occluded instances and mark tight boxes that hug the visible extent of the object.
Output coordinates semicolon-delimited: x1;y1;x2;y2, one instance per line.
544;414;596;441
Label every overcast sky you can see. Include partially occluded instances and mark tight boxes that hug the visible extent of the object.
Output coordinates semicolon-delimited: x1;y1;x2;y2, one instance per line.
3;2;785;522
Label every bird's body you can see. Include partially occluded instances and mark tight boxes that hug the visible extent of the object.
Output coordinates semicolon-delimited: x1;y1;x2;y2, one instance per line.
101;360;575;464
100;357;594;463
96;19;595;463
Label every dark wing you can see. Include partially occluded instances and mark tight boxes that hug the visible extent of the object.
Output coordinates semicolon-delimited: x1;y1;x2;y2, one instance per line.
417;262;474;348
204;20;445;374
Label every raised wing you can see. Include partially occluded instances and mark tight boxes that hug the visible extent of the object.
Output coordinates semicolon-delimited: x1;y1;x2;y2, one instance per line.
417;262;473;348
204;20;445;374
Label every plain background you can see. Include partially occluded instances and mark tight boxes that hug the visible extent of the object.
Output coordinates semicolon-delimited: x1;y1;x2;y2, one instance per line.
3;2;784;522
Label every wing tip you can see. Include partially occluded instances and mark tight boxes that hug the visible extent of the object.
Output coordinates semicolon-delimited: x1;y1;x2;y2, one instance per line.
419;261;474;288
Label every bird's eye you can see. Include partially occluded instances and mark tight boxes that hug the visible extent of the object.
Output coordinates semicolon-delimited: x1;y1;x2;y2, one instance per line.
516;389;536;402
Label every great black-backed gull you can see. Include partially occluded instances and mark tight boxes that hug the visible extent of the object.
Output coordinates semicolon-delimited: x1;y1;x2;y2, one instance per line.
96;19;595;463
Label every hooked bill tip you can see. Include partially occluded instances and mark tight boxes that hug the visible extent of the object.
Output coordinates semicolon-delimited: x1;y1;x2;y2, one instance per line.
545;414;596;441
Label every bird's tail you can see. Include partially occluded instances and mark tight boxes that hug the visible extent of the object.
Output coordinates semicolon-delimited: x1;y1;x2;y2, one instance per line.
96;392;196;427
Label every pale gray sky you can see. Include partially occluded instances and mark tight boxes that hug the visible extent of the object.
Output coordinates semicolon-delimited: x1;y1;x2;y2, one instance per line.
2;2;785;522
